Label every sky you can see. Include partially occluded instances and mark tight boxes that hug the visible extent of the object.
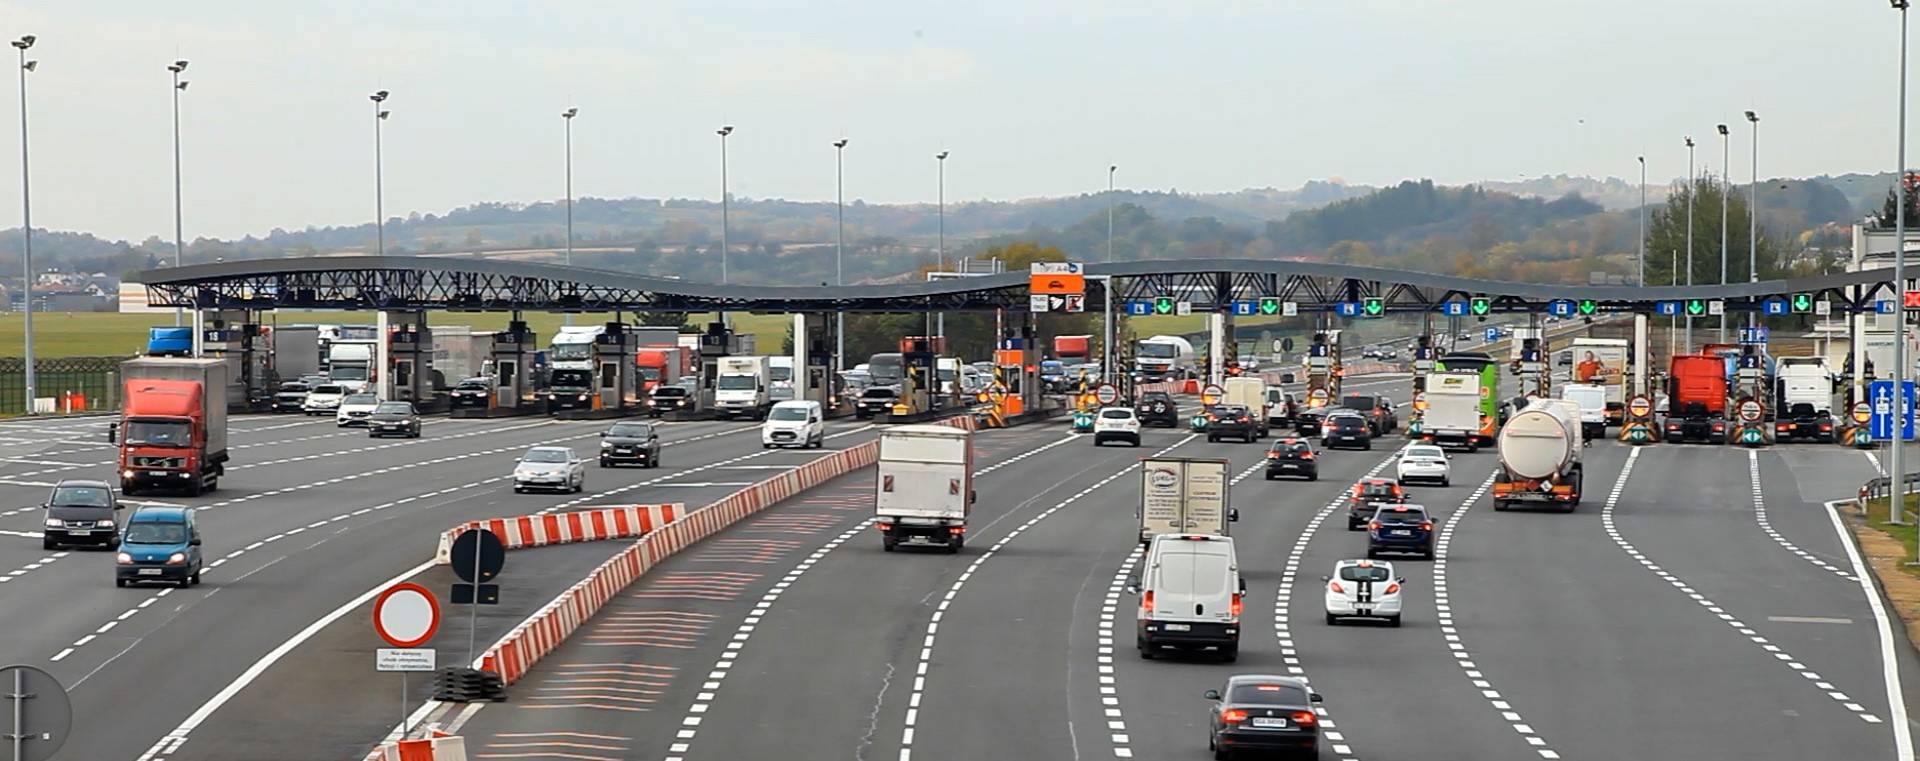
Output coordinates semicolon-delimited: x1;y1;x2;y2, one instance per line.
0;0;1906;242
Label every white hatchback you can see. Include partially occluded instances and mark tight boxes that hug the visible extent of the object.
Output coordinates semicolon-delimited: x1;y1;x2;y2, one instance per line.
1093;407;1142;447
1395;444;1451;486
1323;558;1404;626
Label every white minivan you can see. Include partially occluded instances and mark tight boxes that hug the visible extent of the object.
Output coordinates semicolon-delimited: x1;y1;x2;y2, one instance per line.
1132;533;1243;662
762;400;825;449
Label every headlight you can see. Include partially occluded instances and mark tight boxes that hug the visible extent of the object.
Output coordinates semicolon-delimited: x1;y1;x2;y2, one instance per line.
166;552;187;565
600;441;612;449
122;469;135;479
98;518;114;527
116;552;133;565
44;518;61;528
578;394;588;401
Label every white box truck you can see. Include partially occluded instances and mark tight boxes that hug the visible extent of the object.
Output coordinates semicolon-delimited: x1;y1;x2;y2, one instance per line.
1222;376;1271;437
714;356;772;419
1568;338;1629;424
1422;372;1484;451
1136;457;1236;545
1775;357;1837;442
875;425;974;553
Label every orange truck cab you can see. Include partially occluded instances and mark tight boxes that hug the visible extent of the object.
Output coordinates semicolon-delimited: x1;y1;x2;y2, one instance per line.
1665;354;1728;444
115;357;231;497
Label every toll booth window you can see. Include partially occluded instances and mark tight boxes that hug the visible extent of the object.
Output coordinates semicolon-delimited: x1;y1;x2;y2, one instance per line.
395;361;412;388
600;362;617;389
498;361;516;386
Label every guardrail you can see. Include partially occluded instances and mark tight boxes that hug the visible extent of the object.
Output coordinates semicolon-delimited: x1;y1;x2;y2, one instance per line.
1858;473;1920;509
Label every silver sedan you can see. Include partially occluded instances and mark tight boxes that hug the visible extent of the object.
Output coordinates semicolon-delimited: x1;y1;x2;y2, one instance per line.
512;446;587;494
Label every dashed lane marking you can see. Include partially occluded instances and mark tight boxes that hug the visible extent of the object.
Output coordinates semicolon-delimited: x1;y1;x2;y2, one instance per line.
1822;482;1917;759
1747;450;1853;580
0;551;68;585
1434;470;1563;759
1098;547;1144;759
1603;448;1884;724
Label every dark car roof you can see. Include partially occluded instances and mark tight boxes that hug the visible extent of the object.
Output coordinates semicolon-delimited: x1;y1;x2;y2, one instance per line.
54;478;112;489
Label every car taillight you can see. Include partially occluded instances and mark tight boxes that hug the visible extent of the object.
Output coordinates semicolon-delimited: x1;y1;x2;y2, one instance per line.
1291;711;1318;726
1712;423;1725;431
1820;423;1833;431
1420;521;1433;531
875;522;892;532
1328;581;1344;594
1221;709;1249;725
1208;414;1219;421
1301;452;1315;460
1369;521;1382;531
1776;423;1791;431
1230;593;1243;617
1384;583;1400;595
1143;591;1155;614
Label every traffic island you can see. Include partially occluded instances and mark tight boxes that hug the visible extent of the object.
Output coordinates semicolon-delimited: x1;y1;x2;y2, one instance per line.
1845;495;1920;646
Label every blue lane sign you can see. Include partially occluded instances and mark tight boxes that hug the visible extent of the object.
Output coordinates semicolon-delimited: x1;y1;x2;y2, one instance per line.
1231;301;1257;316
1761;297;1789;316
1738;326;1770;344
1442;301;1469;317
1878;299;1899;315
1547;300;1576;317
1484;327;1500;342
1335;302;1362;317
1869;380;1919;441
1125;301;1154;316
1654;301;1682;316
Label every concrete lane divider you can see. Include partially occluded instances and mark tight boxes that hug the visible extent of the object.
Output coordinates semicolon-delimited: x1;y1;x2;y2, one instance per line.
433;505;685;564
378;735;467;760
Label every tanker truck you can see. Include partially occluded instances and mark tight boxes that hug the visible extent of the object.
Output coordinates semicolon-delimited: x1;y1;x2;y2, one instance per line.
1491;398;1584;513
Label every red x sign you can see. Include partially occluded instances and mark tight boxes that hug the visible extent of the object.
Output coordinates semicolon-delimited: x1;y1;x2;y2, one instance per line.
1905;290;1920;309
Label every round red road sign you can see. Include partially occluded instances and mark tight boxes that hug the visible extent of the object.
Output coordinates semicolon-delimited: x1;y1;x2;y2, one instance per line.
1095;383;1119;405
373;582;441;649
1853;401;1873;425
1738;400;1763;423
1628;396;1652;418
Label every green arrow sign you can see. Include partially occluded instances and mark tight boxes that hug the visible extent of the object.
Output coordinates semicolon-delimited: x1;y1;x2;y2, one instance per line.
1258;297;1280;315
1685;299;1706;316
1469;297;1491;316
1362;297;1385;316
1154;297;1175;315
1577;299;1598;316
1791;293;1813;313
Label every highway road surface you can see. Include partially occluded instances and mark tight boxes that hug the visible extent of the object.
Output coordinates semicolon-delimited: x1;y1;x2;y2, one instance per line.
0;374;1914;761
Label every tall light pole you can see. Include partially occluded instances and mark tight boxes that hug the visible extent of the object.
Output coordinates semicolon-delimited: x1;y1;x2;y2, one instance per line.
562;107;577;326
1106;164;1118;384
717;125;732;284
1728;122;1743;343
168;60;189;344
1894;0;1911;525
834;138;848;371
370;90;390;256
1637;156;1646;286
12;35;33;414
1746;111;1760;330
1685;136;1696;353
1107;165;1117;263
936;150;949;341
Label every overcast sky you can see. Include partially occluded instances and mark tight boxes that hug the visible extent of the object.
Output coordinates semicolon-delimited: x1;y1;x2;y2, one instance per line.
0;0;1906;241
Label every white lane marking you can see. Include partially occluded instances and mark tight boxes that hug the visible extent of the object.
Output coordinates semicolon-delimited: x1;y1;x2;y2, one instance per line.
1767;616;1855;625
0;550;66;584
1098;547;1144;759
1825;486;1916;757
1748;450;1853;580
896;433;1198;761
132;558;437;761
1604;447;1886;725
1436;470;1562;759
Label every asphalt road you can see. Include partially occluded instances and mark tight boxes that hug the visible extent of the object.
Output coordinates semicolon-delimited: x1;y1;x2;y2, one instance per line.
5;374;1915;761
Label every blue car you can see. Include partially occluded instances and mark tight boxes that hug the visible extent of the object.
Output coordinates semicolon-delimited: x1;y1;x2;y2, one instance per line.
1366;504;1434;560
115;507;204;588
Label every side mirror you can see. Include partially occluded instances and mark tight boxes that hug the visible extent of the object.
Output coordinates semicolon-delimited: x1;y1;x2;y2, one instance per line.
1320;574;1331;582
1203;689;1222;701
599;431;607;437
106;423;118;444
1124;577;1141;595
1238;578;1247;594
1309;692;1324;703
1396;577;1406;584
190;537;202;546
114;502;125;510
1228;508;1240;523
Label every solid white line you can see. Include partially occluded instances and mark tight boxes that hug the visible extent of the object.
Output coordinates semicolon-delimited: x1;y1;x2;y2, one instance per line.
132;558;436;761
1825;498;1915;760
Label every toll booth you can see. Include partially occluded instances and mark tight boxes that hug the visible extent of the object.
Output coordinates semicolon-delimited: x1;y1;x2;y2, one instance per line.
803;314;834;408
1305;329;1342;408
1411;334;1437;392
695;321;738;411
489;321;537;411
385;312;433;404
594;323;641;411
1730;345;1773;446
1513;335;1548;399
895;337;938;417
200;309;265;411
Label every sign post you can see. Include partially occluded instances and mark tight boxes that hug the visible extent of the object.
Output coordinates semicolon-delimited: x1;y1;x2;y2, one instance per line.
373;582;442;736
450;528;507;664
1869;380;1919;442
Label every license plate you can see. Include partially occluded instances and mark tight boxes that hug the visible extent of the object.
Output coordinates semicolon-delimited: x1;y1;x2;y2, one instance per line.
69;530;90;536
137;568;163;576
1162;623;1191;632
1250;717;1287;728
1393;529;1412;536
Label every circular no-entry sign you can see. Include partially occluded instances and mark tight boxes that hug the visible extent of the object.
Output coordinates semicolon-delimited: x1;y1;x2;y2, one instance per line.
1201;384;1226;405
1308;388;1329;406
1628;395;1652;418
1738;400;1764;423
1853;401;1873;425
373;582;441;649
1095;383;1119;405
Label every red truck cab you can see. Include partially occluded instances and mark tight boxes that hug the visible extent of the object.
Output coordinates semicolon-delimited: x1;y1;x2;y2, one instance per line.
1665;354;1728;444
118;380;225;495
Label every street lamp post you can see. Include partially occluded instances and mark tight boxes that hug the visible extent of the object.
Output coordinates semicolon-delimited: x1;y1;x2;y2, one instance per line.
1894;0;1911;526
1637;156;1646;287
834;138;848;372
1106;164;1117;385
168;60;189;347
936;150;948;340
1718;123;1730;343
562;107;577;326
717;125;732;284
370;90;390;256
1685;136;1696;353
1747;111;1760;329
12;35;33;414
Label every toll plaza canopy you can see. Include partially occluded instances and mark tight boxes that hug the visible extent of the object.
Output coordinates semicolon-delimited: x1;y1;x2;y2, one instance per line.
135;255;1902;315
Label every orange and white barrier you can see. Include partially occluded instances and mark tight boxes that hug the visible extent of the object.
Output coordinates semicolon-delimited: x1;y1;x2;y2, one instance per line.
475;415;972;686
433;504;683;565
379;736;467;761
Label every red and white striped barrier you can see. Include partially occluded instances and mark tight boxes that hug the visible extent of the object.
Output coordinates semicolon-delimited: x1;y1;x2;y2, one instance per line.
433;504;683;565
379;736;467;761
475;415;972;686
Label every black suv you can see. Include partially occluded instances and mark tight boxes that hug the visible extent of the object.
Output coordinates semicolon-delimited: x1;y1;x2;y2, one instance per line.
271;381;310;413
1340;394;1398;435
856;387;899;419
600;421;662;468
1265;439;1318;481
42;479;121;550
449;377;492;408
1295;406;1329;436
1324;413;1373;450
1135;391;1180;428
1206;405;1257;443
648;385;693;417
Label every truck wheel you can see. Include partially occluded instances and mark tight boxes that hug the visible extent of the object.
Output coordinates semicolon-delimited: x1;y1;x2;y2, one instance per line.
1219;644;1238;663
1138;638;1155;659
42;537;56;551
1389;614;1403;628
1493;501;1509;512
1326;613;1339;626
122;483;139;497
882;536;897;552
946;540;962;555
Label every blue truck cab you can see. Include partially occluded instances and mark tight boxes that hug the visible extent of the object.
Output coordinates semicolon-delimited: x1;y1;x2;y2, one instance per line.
115;506;203;588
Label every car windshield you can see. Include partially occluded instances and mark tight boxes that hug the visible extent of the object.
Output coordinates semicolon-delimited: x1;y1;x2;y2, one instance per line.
1404;447;1445;460
770;366;793;382
549;342;594;361
457;380;490;390
330;367;369;381
344;394;377;405
1142;393;1171;402
1280;442;1311;454
653;387;688;398
862;388;897;399
522;449;569;464
312;385;344;396
51;485;111;507
1342;396;1377;409
375;402;412;414
608;424;652;437
551;369;594;388
124;522;187;545
1375;507;1429;523
769;407;810;421
1100;409;1133;419
1339;565;1393;582
1227;683;1307;705
1359;483;1400;500
1333;417;1366;430
718;375;758;391
278;382;307;392
1138;343;1177;359
124;419;192;448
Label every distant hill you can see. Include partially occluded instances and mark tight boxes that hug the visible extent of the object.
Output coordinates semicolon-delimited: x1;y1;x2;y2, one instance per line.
1265;180;1603;254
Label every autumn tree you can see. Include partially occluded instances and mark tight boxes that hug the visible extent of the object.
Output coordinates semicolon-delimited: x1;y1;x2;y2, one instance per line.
1644;175;1785;286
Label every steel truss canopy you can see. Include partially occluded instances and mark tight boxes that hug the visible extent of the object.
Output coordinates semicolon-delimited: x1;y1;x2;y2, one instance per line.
136;255;1902;315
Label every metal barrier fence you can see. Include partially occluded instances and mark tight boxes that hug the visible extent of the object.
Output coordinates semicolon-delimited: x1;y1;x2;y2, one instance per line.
0;356;125;415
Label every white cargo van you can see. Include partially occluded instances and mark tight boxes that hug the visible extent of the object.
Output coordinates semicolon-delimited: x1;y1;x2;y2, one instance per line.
1223;377;1270;438
761;400;824;448
874;425;974;553
1558;383;1608;440
1132;533;1243;661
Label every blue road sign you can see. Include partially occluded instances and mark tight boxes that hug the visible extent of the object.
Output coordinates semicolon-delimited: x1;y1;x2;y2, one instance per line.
1737;326;1769;344
1761;297;1789;316
1484;327;1500;342
1231;301;1257;316
1126;301;1153;316
1442;301;1469;317
1654;301;1681;316
1547;300;1576;317
1869;380;1919;441
1335;302;1362;317
1878;300;1899;315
